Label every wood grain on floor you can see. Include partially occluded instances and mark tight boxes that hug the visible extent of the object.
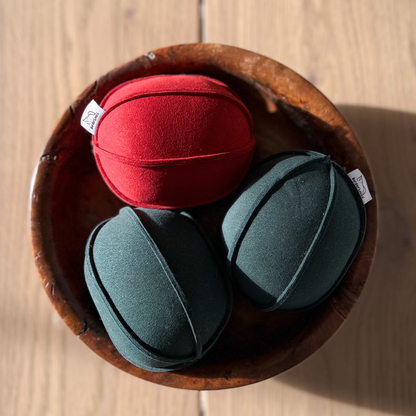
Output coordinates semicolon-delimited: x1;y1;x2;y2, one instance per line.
1;0;415;415
0;1;200;416
205;1;416;415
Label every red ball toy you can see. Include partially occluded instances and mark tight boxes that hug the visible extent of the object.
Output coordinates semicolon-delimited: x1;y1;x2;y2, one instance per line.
91;74;255;209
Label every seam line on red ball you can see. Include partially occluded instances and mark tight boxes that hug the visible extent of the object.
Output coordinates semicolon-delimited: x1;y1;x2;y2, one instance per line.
99;74;243;107
92;136;255;167
93;90;254;141
93;149;254;209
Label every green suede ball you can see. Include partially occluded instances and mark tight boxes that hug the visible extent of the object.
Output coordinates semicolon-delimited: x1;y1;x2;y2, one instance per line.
222;150;366;311
84;207;232;372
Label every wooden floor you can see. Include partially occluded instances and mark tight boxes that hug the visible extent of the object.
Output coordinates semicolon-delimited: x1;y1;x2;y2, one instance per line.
1;1;416;415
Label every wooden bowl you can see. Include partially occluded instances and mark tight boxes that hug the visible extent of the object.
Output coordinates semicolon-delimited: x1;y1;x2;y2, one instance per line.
30;43;377;390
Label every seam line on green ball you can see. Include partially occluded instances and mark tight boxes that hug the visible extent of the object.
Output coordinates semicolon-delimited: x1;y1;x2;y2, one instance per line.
278;162;368;312
122;207;203;362
93;152;254;209
85;218;201;365
272;162;337;309
227;153;326;277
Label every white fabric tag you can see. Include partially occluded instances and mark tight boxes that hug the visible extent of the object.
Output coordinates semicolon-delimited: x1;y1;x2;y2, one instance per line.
348;169;372;204
80;100;105;134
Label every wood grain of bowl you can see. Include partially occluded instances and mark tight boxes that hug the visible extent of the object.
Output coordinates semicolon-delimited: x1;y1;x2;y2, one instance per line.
30;43;377;390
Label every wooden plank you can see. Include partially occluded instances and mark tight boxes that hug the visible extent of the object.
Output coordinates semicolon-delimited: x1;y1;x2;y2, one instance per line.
205;0;416;415
206;0;415;109
0;1;199;415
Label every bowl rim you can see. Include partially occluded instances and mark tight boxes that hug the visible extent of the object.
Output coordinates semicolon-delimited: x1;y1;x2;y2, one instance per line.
30;42;378;390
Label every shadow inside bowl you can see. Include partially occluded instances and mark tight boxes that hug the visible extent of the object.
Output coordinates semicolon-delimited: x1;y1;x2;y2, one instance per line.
276;105;416;415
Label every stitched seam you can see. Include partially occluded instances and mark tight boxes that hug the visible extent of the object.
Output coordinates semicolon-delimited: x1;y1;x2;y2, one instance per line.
86;216;199;364
86;222;184;363
272;162;337;308
228;153;327;274
94;149;253;209
276;163;367;312
124;208;203;361
93;136;255;167
94;89;254;144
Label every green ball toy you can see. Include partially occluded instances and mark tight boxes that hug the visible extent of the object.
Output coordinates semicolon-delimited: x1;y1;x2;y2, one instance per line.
84;207;232;372
222;150;367;311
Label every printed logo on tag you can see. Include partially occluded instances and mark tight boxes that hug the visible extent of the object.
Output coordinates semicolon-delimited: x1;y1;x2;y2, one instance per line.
80;100;105;134
348;169;372;204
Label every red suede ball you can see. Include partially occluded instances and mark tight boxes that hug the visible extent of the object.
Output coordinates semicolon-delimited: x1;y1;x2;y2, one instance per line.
92;74;255;209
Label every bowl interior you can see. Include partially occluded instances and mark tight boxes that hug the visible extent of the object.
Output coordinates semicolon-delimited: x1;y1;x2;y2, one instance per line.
31;44;377;390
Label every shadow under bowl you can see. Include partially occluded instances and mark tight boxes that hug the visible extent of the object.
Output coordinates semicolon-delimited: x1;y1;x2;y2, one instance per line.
30;43;377;390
